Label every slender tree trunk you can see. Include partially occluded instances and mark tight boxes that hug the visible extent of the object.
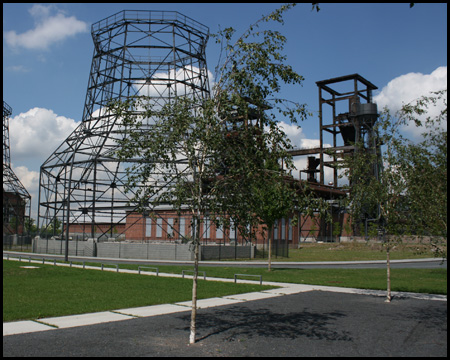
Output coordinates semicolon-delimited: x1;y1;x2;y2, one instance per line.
190;160;202;344
190;162;202;344
189;236;199;344
385;245;391;303
268;225;273;272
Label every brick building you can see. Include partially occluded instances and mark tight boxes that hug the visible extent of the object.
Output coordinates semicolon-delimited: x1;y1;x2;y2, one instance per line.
123;207;353;248
3;191;27;235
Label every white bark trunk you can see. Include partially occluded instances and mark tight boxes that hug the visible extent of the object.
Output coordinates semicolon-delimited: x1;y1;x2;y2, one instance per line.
385;246;391;303
189;178;201;345
189;230;199;344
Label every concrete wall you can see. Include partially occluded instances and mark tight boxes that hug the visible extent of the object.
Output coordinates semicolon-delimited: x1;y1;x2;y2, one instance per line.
32;237;95;257
96;242;194;261
32;237;254;261
4;234;32;246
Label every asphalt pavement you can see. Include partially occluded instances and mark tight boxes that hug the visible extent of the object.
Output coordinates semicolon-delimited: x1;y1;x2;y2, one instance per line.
3;290;447;357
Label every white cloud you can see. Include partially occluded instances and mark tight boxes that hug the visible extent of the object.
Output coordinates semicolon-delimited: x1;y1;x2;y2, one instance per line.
277;121;305;148
28;4;53;19
9;107;78;164
374;66;447;112
12;165;39;194
8;107;77;220
4;4;88;50
134;66;214;99
374;66;447;139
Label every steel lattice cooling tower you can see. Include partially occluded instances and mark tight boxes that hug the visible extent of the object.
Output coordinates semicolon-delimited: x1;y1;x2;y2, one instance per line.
38;10;210;241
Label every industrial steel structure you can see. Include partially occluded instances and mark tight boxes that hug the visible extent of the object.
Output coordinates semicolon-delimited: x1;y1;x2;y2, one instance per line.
290;74;381;239
3;101;31;235
37;9;380;256
38;11;211;243
292;74;380;189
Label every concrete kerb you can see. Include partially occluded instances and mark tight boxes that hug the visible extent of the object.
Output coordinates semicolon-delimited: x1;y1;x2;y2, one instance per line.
3;254;447;337
3;320;56;336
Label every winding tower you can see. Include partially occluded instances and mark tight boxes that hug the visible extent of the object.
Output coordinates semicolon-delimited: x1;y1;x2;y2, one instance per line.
293;74;380;189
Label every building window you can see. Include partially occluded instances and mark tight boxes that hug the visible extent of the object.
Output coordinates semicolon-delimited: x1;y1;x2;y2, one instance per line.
156;218;163;238
204;217;210;238
274;221;278;240
145;217;152;238
281;218;286;240
229;220;236;240
180;218;186;237
167;218;174;239
216;224;223;239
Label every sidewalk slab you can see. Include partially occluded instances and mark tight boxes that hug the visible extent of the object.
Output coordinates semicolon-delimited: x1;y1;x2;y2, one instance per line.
175;297;245;309
3;320;56;336
38;311;135;329
223;291;282;301
262;284;316;295
114;304;190;317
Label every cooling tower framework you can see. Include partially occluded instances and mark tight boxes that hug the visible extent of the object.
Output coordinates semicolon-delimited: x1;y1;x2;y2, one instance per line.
38;10;210;243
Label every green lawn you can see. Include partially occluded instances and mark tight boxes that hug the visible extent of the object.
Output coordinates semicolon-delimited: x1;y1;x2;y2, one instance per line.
3;260;275;322
255;242;446;261
51;259;447;296
110;263;446;295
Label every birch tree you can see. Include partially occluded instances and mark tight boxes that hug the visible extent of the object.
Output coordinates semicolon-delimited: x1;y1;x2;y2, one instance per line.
114;3;309;343
344;89;447;302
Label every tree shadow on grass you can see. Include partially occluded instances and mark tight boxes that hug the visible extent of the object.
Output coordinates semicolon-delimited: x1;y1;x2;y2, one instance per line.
177;306;352;343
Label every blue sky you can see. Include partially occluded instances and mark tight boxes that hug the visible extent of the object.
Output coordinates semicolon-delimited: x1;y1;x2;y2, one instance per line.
3;3;447;219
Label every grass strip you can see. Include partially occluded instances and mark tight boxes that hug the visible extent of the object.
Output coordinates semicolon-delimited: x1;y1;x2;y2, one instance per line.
254;242;445;261
3;260;275;323
143;265;447;295
45;259;446;295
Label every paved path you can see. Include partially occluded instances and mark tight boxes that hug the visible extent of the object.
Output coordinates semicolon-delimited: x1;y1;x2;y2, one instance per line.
3;255;447;356
3;250;447;269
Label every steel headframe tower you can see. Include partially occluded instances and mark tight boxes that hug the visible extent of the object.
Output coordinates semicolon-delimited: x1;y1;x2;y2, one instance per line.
3;101;31;235
38;11;210;246
291;74;380;189
315;74;380;188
